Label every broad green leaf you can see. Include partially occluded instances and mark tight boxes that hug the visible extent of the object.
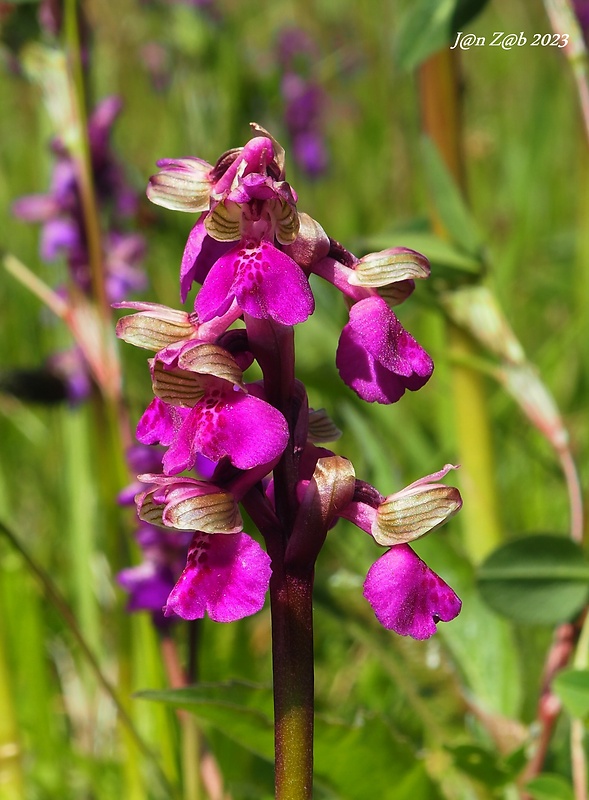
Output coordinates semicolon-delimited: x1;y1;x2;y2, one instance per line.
394;0;491;71
415;535;522;717
139;682;442;799
421;136;486;258
446;744;510;787
137;681;275;760
314;714;442;800
553;669;589;718
477;535;589;625
525;774;575;800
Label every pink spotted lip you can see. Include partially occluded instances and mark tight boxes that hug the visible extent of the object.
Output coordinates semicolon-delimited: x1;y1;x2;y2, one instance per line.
196;239;314;326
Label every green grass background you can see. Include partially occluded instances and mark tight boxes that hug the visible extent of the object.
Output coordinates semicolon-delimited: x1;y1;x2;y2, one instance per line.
0;0;587;797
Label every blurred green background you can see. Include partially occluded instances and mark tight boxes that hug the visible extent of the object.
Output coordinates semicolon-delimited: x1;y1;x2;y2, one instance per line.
1;0;588;798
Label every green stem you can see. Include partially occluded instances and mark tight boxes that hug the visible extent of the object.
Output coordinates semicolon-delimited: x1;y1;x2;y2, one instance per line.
270;565;314;800
63;0;109;322
0;595;25;800
243;314;314;799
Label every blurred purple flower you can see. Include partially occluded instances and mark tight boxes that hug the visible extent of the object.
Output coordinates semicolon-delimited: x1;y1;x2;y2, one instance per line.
12;95;146;403
118;525;191;628
13;95;145;303
276;28;329;178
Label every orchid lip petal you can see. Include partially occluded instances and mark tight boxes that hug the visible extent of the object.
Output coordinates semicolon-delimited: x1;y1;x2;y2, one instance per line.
163;532;272;622
196;240;314;326
363;544;461;639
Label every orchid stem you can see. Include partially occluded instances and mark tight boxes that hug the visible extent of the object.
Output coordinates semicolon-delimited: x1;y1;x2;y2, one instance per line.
243;314;314;798
270;565;314;800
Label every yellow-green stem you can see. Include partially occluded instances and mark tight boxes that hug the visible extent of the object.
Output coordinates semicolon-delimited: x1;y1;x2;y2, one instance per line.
419;50;502;562
448;324;502;560
0;600;25;800
270;569;314;800
64;0;109;321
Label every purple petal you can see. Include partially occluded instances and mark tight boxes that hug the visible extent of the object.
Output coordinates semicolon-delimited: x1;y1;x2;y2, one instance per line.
161;408;200;474
180;216;233;301
226;173;277;203
12;193;59;222
40;218;80;261
118;562;176;613
363;544;461;639
196;240;314;325
163;391;288;473
137;397;189;447
336;296;433;403
164;532;272;622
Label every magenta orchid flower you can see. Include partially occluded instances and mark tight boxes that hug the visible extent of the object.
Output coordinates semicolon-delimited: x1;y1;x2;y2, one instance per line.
114;122;464;800
363;545;461;639
117;126;461;654
164;531;272;622
336;295;434;404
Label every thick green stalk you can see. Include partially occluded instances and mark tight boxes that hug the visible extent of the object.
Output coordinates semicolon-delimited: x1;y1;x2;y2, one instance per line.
270;566;314;800
419;51;502;561
244;315;314;799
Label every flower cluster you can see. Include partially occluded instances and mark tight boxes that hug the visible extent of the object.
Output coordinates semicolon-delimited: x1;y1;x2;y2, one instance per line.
14;96;145;302
13;96;146;402
116;125;462;639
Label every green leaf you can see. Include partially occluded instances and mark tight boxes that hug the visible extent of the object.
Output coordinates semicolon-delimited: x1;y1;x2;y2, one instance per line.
139;682;442;799
477;535;589;625
446;744;510;787
314;714;442;800
394;0;491;71
525;774;575;800
137;681;275;760
553;669;589;718
415;535;522;717
421;136;485;258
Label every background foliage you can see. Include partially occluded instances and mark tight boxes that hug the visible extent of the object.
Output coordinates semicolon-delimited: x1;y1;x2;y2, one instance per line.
1;0;588;798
